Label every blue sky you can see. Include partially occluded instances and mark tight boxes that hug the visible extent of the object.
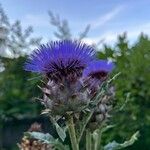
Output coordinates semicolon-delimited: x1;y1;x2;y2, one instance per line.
1;0;150;45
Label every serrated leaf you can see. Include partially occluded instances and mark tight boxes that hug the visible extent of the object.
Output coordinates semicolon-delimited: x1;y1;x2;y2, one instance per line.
25;132;69;150
24;132;54;144
50;117;66;141
104;131;140;150
55;122;66;141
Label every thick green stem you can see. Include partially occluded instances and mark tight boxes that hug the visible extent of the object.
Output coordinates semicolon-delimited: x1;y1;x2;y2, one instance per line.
86;130;92;150
94;129;102;150
66;115;79;150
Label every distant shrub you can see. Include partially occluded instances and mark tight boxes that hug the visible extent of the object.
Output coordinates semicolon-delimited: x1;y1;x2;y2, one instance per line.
98;33;150;149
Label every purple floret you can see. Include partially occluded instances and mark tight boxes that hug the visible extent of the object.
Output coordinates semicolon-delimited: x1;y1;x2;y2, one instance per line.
83;60;115;80
83;60;115;96
24;40;95;81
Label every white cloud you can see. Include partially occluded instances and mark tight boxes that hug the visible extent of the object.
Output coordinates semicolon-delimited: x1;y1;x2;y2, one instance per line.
82;37;102;45
83;22;150;46
16;7;150;48
91;5;124;29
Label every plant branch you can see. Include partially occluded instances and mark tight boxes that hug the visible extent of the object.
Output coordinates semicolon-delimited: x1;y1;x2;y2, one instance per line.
94;129;102;150
78;111;94;143
66;115;79;150
86;130;92;150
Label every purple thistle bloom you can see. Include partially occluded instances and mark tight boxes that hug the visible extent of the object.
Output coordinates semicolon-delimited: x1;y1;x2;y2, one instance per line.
83;60;115;96
24;40;95;81
83;60;115;80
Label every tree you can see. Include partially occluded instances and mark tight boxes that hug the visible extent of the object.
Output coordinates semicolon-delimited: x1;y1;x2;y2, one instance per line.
48;11;90;40
97;33;150;149
0;4;41;58
0;3;42;119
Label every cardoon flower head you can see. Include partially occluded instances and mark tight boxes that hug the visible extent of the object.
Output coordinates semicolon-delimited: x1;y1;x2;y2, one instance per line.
83;60;115;95
24;40;96;116
83;60;115;80
83;60;115;130
24;40;95;82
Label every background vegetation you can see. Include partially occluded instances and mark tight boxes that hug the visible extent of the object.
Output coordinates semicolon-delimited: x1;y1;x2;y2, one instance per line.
0;3;150;150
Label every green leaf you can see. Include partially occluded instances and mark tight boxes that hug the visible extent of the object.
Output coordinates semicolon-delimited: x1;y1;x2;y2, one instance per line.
104;131;140;150
25;132;69;150
55;122;66;142
50;117;66;141
102;125;116;133
24;132;54;144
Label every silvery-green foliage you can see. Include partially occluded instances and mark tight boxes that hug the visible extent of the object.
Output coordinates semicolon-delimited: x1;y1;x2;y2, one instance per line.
104;131;140;150
50;116;66;142
25;132;69;150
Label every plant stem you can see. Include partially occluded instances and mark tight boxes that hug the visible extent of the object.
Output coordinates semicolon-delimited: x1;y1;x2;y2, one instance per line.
86;130;92;150
78;111;94;143
94;129;102;150
66;115;79;150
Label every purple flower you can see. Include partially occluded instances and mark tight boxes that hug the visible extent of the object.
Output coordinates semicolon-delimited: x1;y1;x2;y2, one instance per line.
24;40;95;81
83;60;115;80
83;60;115;95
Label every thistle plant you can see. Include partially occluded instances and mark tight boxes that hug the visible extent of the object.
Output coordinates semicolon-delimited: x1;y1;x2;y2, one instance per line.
23;40;139;150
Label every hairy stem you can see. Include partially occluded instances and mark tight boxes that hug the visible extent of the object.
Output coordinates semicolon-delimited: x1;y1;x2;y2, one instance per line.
66;115;79;150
